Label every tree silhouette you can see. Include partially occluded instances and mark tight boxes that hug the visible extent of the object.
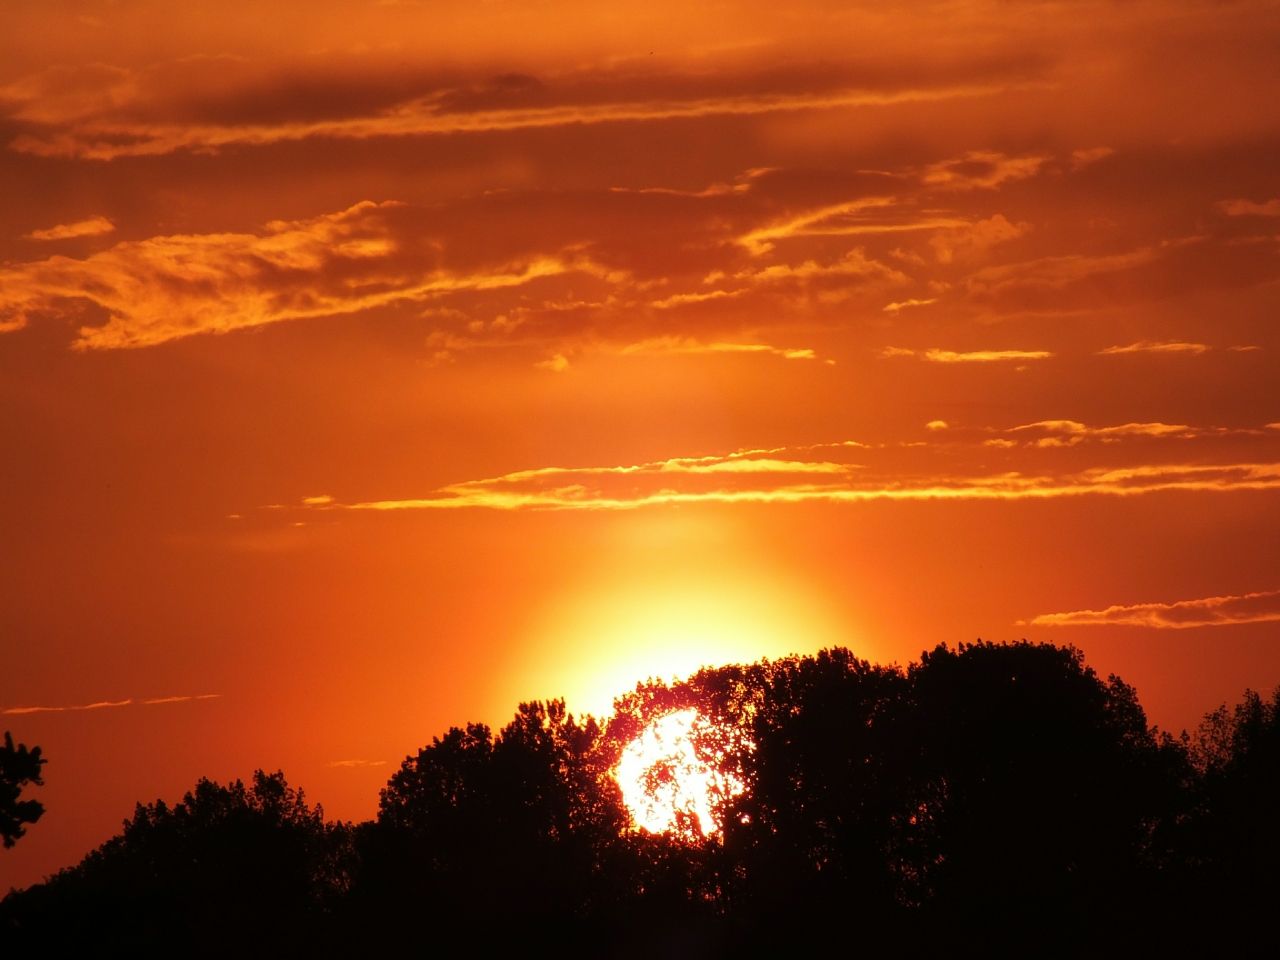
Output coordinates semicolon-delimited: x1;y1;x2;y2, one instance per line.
3;642;1278;957
902;641;1187;953
0;771;353;955
352;700;630;952
1164;687;1280;949
0;732;45;849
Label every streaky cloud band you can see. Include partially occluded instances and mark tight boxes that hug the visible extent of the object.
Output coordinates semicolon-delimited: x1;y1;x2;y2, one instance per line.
1025;589;1280;628
10;84;1008;161
293;456;1280;514
3;694;220;715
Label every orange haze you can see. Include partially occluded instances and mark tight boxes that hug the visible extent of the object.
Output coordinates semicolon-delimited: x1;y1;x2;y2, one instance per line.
3;0;1280;889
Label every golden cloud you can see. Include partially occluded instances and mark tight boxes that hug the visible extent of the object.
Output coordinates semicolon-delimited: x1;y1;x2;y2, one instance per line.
25;216;115;241
923;348;1051;363
735;248;907;285
0;201;579;349
618;338;818;361
921;151;1049;191
735;198;964;256
883;298;937;313
3;694;219;715
7;80;1006;161
1026;588;1280;628
965;246;1162;293
879;347;1051;362
1009;420;1203;443
293;448;1280;514
929;214;1028;263
1098;340;1211;355
1218;199;1280;217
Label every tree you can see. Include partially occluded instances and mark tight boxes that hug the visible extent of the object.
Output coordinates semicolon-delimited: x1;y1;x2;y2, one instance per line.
355;700;628;952
717;650;912;950
0;770;354;956
904;641;1187;952
1165;687;1280;949
0;732;45;849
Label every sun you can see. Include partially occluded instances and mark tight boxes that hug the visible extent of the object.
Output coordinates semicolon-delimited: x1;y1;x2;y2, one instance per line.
615;709;745;836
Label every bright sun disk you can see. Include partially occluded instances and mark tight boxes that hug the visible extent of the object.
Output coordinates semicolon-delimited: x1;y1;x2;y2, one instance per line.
616;709;744;836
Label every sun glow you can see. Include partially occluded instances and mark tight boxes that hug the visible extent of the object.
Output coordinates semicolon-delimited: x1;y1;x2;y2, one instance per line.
616;709;745;836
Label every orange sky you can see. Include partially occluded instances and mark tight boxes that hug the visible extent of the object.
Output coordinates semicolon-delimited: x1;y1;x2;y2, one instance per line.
4;0;1280;889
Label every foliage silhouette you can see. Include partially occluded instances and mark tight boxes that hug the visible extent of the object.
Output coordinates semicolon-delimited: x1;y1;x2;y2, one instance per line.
2;642;1278;957
0;770;354;955
0;732;46;849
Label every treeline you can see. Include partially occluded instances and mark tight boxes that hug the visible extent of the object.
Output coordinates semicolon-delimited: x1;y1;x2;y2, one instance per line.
2;641;1279;956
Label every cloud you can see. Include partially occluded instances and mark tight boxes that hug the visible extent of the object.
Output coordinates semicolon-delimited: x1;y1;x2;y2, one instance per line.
929;214;1027;263
619;338;817;360
926;420;949;430
880;347;1050;362
735;248;907;284
1025;588;1280;629
965;246;1162;293
327;759;388;768
1098;340;1210;355
0;201;580;349
3;694;219;715
922;348;1051;362
7;77;1006;161
292;446;1280;513
1009;420;1203;444
25;216;115;241
650;289;746;309
537;353;570;372
1218;199;1280;217
736;198;964;255
921;151;1048;190
612;167;774;198
883;298;936;313
1070;147;1115;169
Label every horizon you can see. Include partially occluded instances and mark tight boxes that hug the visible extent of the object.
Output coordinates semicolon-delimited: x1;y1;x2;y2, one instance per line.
3;0;1280;896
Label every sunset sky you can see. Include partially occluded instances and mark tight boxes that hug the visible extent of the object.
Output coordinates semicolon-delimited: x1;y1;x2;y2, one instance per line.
4;0;1280;889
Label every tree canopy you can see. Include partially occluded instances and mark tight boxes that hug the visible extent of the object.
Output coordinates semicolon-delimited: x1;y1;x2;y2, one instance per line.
0;732;45;849
3;641;1278;956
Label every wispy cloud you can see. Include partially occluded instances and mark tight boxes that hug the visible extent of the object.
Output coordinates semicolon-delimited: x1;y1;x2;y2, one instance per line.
735;248;906;285
1070;146;1114;169
883;298;936;313
1008;420;1209;445
1025;588;1280;628
929;214;1027;263
3;694;219;715
924;348;1051;363
650;289;745;309
880;345;1049;360
883;347;1051;362
736;198;964;255
293;452;1280;514
7;81;1005;161
619;338;817;360
25;216;114;241
1218;199;1280;217
327;759;388;768
1099;340;1210;355
921;151;1048;191
966;246;1162;293
0;201;580;349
